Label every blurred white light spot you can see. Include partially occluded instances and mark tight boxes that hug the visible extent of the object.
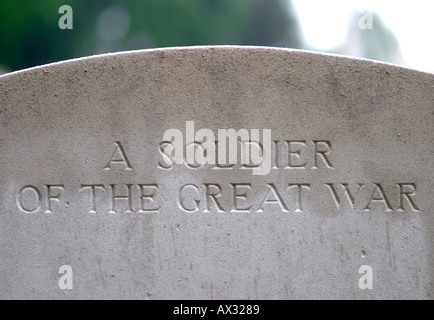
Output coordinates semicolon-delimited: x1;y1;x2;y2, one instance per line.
292;0;434;73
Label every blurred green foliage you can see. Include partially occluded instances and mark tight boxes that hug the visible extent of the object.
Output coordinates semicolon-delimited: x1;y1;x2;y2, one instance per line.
0;0;301;71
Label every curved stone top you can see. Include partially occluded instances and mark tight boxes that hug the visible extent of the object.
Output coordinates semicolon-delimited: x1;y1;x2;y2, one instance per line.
2;45;434;79
0;46;433;299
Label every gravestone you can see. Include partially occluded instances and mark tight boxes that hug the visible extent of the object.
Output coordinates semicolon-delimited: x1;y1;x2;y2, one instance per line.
0;46;433;299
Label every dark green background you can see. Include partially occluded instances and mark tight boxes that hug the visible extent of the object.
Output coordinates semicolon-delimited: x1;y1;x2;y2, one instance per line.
0;0;400;72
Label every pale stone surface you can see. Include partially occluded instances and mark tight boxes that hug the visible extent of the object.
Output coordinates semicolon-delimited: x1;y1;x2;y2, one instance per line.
0;46;433;299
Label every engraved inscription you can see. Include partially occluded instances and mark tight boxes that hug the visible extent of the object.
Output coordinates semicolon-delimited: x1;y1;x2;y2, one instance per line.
45;185;65;213
79;184;162;214
397;183;419;212
325;183;365;211
103;141;133;171
158;139;334;172
325;183;419;212
80;184;105;214
17;185;64;214
231;183;253;212
14;140;421;215
17;185;41;213
257;183;290;213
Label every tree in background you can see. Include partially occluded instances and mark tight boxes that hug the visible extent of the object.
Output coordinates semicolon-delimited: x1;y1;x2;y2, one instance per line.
240;0;301;47
0;0;302;72
0;1;404;73
337;11;403;65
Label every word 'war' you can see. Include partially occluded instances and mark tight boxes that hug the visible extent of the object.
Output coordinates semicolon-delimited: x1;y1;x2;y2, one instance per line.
16;182;419;214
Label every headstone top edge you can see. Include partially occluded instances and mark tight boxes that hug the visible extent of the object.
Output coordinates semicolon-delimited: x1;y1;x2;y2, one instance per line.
1;46;433;81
